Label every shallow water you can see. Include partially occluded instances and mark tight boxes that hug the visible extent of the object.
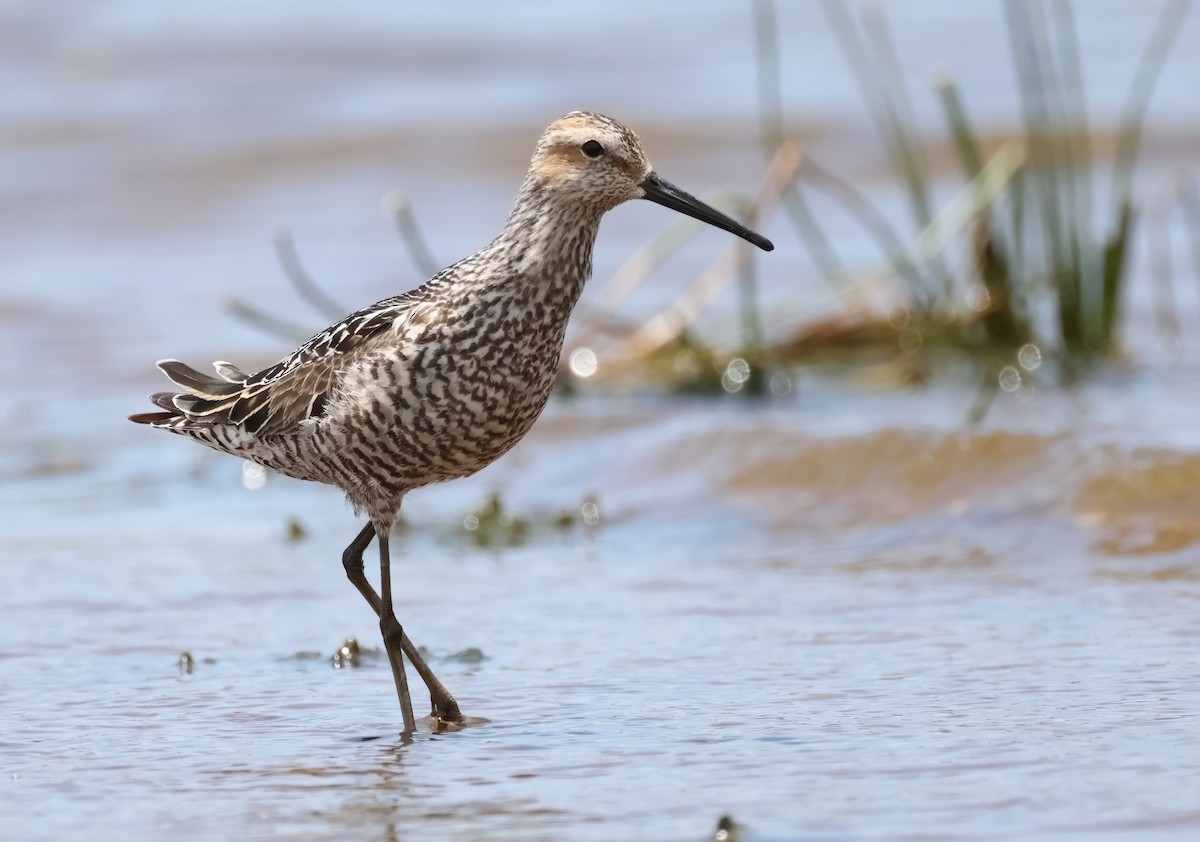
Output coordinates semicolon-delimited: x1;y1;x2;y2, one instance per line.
3;2;1200;841
5;389;1200;841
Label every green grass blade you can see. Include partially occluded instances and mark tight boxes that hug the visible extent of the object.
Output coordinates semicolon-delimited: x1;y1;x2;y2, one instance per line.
384;193;441;278
1111;0;1190;206
1049;0;1101;344
1101;199;1133;340
1103;0;1187;349
779;182;852;289
935;74;985;180
1181;177;1200;299
273;229;347;320
1006;167;1028;299
1005;0;1077;346
914;141;1026;261
818;0;933;227
802;159;933;307
859;4;937;225
752;0;786;157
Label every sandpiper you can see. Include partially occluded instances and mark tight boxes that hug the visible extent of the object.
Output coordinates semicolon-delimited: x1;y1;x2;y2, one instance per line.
131;111;773;733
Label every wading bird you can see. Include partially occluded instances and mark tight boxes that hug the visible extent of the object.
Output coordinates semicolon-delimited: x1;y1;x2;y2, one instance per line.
131;111;773;733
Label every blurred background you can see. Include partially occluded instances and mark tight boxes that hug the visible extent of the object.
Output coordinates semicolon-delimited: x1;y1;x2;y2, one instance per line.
2;2;1199;841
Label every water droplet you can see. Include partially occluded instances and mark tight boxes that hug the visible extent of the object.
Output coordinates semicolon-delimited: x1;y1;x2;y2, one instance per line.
568;347;598;378
463;515;479;531
178;652;194;674
899;327;923;353
888;306;911;329
332;637;361;669
581;500;601;527
966;285;992;312
725;358;751;384
721;358;751;393
769;372;791;396
241;461;266;491
998;366;1021;392
714;814;739;842
1017;343;1042;371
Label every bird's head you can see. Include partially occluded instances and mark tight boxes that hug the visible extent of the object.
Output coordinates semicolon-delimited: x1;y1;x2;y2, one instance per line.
526;111;773;252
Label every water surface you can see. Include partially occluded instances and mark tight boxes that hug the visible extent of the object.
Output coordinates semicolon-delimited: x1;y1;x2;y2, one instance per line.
2;2;1199;840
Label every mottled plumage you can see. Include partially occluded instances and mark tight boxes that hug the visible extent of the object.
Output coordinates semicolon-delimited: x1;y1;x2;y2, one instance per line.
131;111;773;733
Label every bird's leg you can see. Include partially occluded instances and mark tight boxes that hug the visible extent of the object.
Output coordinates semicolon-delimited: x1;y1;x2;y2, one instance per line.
375;521;416;734
344;523;463;724
342;522;381;609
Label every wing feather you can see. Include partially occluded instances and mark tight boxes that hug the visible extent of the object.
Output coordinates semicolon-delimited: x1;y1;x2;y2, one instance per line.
133;293;422;436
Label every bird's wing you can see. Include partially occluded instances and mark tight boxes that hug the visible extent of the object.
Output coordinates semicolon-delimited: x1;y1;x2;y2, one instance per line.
134;295;418;436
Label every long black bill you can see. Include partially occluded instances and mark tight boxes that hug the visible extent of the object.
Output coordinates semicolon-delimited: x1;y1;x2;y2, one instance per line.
639;171;774;252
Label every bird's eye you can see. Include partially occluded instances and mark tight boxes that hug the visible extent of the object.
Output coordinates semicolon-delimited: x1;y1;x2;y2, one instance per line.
581;140;605;158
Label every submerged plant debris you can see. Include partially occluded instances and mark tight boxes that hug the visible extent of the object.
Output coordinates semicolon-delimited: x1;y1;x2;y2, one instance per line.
458;493;602;548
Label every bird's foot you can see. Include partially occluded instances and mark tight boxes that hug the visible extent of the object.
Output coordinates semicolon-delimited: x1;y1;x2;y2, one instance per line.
430;695;463;724
380;613;468;726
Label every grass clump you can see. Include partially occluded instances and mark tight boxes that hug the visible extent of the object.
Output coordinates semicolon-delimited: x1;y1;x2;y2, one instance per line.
754;0;1189;365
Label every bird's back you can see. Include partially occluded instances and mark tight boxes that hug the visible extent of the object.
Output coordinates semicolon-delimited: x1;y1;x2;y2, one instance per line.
131;244;585;513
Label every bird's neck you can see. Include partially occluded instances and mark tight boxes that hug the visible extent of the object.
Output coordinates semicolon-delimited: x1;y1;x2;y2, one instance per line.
491;177;603;302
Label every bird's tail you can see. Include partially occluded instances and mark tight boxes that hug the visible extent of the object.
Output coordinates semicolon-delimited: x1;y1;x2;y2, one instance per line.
128;359;249;427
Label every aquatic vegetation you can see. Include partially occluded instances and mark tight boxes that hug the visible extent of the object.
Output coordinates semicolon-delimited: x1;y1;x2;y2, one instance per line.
445;647;487;664
223;1;1191;395
331;636;363;669
458;493;602;548
460;493;530;548
754;0;1190;366
284;516;308;543
713;815;741;842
